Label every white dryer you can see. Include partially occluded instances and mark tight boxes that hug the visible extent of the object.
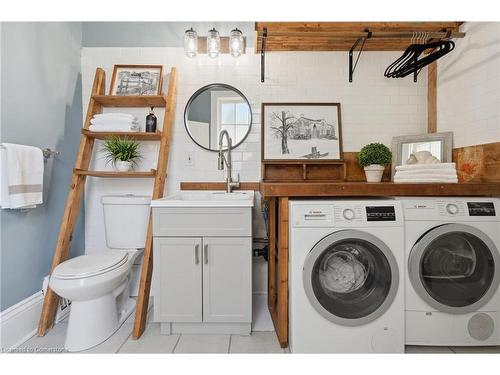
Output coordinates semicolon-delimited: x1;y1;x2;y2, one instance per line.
399;197;500;346
289;199;405;353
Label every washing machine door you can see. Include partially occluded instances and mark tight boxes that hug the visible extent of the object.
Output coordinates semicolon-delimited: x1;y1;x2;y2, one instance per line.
408;224;500;314
303;230;399;326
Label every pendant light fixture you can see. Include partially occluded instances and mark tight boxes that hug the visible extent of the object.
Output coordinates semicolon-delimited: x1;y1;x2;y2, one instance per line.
184;28;198;58
207;28;221;58
229;28;244;57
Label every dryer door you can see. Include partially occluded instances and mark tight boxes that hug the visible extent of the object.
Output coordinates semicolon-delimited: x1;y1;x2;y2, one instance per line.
408;224;500;314
303;230;399;326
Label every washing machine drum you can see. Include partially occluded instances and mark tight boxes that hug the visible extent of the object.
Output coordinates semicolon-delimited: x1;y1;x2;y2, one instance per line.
303;230;399;326
409;224;500;314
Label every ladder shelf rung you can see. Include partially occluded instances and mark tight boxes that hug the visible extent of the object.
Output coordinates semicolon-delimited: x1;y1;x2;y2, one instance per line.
91;95;167;107
74;169;157;178
82;129;162;140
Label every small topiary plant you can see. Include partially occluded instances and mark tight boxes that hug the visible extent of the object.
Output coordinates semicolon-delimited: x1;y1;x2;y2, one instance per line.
358;143;392;167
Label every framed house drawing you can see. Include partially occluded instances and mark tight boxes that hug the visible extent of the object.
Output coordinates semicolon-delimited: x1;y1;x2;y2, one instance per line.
109;65;163;96
261;103;343;161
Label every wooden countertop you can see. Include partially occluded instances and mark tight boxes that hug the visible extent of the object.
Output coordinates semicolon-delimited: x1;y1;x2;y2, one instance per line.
181;181;500;197
259;181;500;197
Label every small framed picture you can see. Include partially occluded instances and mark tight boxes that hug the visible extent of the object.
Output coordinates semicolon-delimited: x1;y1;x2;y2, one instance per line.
261;103;343;161
109;65;163;96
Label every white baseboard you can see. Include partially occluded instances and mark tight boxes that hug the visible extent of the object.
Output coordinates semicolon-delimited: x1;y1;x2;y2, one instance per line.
0;291;44;350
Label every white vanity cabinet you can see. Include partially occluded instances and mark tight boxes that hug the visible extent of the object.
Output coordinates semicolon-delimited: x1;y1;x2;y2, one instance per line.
153;237;203;322
151;196;254;335
201;236;252;323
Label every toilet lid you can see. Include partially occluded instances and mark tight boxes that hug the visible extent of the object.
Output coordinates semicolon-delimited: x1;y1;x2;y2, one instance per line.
52;253;128;280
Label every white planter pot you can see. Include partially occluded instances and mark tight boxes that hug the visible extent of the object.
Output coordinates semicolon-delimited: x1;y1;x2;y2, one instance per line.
363;164;385;182
115;160;132;172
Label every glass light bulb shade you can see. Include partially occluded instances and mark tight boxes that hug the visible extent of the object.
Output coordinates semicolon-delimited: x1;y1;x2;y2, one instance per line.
184;28;198;58
229;28;244;57
207;28;220;58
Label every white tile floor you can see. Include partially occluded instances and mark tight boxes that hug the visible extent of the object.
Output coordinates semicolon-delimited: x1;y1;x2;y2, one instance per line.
15;323;285;354
10;305;500;354
14;320;500;354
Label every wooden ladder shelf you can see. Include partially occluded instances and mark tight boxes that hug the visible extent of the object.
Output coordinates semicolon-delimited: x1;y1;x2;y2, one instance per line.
37;67;178;340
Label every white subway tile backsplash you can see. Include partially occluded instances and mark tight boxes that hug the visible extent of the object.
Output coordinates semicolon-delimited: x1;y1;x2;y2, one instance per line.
438;22;500;148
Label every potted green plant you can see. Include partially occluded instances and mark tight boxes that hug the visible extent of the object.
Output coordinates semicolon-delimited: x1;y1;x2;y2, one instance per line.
358;143;392;182
102;136;142;172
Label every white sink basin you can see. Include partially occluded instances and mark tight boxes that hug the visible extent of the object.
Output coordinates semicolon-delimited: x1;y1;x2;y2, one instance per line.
151;190;255;207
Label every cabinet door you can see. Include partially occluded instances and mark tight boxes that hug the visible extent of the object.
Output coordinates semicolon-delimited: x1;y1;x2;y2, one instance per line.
153;237;202;322
202;237;252;323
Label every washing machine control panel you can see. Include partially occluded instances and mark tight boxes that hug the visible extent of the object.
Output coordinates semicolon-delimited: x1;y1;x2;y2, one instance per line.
446;203;459;215
365;206;397;221
292;202;403;227
292;205;335;227
334;206;364;223
342;208;356;220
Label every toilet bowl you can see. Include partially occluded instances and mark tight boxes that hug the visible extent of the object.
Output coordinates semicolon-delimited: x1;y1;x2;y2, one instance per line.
49;194;151;352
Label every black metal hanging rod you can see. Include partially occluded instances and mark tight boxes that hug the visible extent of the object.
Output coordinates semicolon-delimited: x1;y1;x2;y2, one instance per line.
349;31;372;83
257;30;465;39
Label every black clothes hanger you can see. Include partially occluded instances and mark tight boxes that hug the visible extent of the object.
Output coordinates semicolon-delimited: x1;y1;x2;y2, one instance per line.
385;32;455;79
384;32;422;77
394;41;455;78
389;40;442;78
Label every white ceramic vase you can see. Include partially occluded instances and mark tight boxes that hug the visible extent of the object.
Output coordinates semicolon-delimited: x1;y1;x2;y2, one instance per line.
115;160;132;172
363;164;385;182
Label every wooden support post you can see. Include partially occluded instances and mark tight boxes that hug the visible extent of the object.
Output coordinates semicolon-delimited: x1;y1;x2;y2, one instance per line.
267;198;277;309
428;61;437;133
37;68;105;336
132;68;178;339
276;197;289;348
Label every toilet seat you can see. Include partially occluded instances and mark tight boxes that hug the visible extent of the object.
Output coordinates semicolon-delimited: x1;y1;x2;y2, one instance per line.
53;253;128;280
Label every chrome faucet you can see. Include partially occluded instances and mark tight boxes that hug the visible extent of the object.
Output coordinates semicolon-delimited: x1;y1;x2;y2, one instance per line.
218;130;240;193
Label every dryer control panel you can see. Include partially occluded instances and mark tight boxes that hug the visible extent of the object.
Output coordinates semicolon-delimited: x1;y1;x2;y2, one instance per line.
467;202;496;216
400;198;500;221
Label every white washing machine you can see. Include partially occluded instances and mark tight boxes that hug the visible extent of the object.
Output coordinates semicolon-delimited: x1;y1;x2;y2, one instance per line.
399;197;500;346
289;199;405;353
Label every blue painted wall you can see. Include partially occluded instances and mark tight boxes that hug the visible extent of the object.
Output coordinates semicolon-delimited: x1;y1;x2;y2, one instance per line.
0;22;85;310
82;22;255;47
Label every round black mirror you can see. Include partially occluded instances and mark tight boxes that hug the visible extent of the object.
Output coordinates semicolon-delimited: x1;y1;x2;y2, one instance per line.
184;83;252;151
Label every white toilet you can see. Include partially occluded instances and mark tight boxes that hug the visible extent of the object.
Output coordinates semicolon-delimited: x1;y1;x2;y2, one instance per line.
50;194;151;352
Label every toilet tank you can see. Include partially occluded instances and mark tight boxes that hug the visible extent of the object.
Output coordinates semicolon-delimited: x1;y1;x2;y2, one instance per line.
102;195;151;249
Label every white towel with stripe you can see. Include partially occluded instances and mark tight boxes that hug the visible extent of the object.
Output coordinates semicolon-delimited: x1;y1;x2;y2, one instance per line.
0;143;44;209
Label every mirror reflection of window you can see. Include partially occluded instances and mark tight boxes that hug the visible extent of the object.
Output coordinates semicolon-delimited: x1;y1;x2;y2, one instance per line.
219;100;250;145
401;141;442;164
211;91;250;148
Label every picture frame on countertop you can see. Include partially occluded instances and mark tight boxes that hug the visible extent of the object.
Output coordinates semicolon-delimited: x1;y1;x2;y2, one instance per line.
391;131;453;180
261;103;343;162
109;64;163;96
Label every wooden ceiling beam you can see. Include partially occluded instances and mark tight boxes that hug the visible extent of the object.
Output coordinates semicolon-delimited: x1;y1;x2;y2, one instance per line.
255;22;463;33
255;22;464;52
